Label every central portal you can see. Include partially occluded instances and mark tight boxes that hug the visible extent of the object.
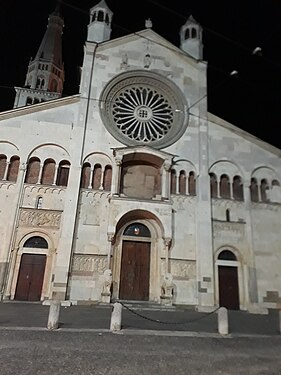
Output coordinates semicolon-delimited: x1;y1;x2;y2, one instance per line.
119;240;151;301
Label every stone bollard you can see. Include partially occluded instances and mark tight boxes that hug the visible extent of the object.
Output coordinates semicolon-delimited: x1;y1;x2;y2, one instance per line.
218;307;229;335
47;300;61;330
110;302;122;331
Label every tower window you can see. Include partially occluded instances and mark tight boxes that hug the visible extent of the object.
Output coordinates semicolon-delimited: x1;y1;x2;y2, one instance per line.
97;10;104;22
105;14;109;25
192;28;197;38
185;29;190;39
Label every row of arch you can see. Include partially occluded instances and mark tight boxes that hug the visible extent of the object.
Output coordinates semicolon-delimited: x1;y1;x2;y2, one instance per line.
80;163;112;191
0;155;20;182
170;170;196;196
25;158;70;187
210;174;244;200
210;173;280;202
250;177;280;202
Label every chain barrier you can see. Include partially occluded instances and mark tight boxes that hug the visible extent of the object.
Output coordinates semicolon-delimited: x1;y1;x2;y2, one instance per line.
117;301;220;326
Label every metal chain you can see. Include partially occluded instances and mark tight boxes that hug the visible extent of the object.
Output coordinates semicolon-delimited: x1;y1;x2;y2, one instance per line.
117;301;220;325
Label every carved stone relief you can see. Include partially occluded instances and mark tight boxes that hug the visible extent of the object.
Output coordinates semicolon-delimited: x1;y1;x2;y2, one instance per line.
170;259;196;280
213;221;245;235
19;209;61;228
72;254;107;275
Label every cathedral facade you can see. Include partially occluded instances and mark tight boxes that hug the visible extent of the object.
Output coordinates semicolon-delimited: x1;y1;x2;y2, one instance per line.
0;1;280;312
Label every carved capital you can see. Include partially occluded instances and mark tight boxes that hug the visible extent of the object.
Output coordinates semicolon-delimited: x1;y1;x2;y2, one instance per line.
163;159;171;172
164;237;172;248
115;156;122;167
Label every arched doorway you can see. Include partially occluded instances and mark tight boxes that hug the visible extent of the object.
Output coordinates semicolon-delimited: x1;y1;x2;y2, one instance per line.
119;223;151;301
217;250;240;310
15;236;48;301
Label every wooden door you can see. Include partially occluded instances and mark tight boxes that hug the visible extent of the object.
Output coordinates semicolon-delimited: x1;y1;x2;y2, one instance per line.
119;241;150;301
218;265;240;310
15;254;46;301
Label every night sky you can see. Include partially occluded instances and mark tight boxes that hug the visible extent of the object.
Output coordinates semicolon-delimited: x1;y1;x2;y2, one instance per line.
1;0;280;148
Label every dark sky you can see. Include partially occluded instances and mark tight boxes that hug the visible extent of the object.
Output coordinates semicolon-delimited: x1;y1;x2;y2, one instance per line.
1;0;280;148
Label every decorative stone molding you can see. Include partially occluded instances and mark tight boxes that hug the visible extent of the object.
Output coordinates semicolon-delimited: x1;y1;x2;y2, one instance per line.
71;254;107;275
19;208;62;228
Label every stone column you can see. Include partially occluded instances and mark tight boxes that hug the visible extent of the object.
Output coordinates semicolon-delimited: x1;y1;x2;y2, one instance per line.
164;238;171;274
36;163;44;184
243;178;259;310
175;172;179;195
196;64;214;309
1;162;27;299
3;161;10;181
161;160;171;200
255;178;261;202
52;165;59;186
111;157;122;196
230;180;234;199
107;233;114;269
88;168;94;189
99;168;105;190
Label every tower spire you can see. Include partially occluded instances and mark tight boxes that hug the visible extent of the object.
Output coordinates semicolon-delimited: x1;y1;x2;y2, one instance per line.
14;5;65;108
180;15;203;60
87;0;113;43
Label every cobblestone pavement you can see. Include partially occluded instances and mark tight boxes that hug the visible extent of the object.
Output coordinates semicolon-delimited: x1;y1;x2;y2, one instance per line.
0;302;279;336
0;330;280;375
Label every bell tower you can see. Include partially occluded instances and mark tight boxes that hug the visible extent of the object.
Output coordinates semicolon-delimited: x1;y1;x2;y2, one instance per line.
180;15;203;60
14;4;65;108
87;0;113;43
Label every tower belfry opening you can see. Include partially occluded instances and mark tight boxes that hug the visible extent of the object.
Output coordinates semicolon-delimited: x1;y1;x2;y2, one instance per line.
13;4;65;108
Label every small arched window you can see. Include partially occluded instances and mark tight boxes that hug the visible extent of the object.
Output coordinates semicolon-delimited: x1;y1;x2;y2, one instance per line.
103;165;112;191
23;236;48;249
209;173;217;198
170;169;176;194
56;160;70;187
123;223;151;237
25;157;40;184
105;13;109;25
272;180;280;187
0;154;7;180
179;170;186;195
40;79;45;89
185;28;190;39
260;179;269;202
218;250;237;261
226;209;230;222
233;175;244;201
192;28;197;38
250;178;259;202
97;10;104;21
36;78;40;88
36;196;43;209
93;164;102;190
80;163;91;188
41;159;56;185
188;171;196;196
220;174;230;199
7;156;20;182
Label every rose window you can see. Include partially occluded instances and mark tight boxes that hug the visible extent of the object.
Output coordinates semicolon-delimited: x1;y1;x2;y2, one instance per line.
100;71;188;149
